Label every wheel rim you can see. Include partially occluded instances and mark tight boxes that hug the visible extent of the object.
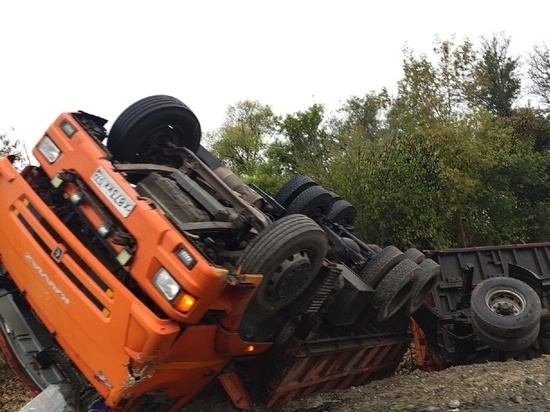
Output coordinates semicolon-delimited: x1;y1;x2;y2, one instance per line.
485;288;526;316
265;251;312;303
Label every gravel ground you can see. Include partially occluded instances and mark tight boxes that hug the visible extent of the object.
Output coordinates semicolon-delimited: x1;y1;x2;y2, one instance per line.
3;349;550;412
0;353;32;412
274;356;550;412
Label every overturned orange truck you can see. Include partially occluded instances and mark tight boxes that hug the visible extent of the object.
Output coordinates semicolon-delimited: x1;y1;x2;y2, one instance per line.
0;96;440;411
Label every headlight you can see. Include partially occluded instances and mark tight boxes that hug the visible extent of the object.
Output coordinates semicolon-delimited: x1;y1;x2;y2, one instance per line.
153;268;180;301
37;136;61;163
60;120;76;138
176;245;196;269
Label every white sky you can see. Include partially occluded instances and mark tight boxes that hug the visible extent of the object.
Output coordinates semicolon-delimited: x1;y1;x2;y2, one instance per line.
1;1;549;154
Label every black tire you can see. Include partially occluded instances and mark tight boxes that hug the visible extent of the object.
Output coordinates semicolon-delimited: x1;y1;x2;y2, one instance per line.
360;245;405;288
274;175;317;208
405;258;440;315
403;248;425;264
108;95;201;164
284;185;333;217
471;311;540;352
367;244;383;253
373;258;419;322
328;199;357;226
238;214;328;315
470;277;541;340
327;190;342;202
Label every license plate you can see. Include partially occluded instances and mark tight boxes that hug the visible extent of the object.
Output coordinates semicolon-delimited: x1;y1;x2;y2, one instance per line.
90;166;136;218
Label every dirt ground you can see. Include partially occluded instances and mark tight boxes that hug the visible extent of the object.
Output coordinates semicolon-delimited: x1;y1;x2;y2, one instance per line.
0;353;32;412
3;349;550;412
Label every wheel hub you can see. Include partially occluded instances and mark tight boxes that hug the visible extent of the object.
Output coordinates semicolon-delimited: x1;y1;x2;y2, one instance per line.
486;288;526;316
139;126;188;166
265;251;312;300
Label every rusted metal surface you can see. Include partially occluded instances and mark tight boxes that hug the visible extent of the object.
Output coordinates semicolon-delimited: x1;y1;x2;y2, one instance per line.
261;332;410;408
410;318;443;371
218;372;253;410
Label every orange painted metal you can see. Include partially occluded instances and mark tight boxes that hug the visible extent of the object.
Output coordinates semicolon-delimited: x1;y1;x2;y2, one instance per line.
0;114;272;411
410;318;444;371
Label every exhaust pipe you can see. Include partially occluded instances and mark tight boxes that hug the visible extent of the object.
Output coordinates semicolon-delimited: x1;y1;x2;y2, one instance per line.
196;145;263;208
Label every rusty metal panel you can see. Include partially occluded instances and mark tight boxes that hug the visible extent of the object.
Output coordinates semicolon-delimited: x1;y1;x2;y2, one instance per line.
264;332;410;408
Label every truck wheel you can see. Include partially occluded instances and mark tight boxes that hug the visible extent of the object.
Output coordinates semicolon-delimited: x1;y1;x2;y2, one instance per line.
471;313;540;352
403;247;425;264
328;199;357;226
360;245;404;288
108;95;201;165
327;190;342;202
405;258;439;315
284;185;333;218
470;277;541;342
367;244;383;253
274;175;316;208
373;259;419;322
238;214;328;315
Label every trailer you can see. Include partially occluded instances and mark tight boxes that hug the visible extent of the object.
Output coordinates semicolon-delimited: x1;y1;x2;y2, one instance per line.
413;242;550;368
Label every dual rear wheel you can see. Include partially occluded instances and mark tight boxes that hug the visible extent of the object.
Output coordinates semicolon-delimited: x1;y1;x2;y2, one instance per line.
360;246;440;321
274;175;356;225
471;277;541;352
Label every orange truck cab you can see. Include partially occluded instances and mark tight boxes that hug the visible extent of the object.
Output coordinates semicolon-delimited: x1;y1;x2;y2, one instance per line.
0;96;438;411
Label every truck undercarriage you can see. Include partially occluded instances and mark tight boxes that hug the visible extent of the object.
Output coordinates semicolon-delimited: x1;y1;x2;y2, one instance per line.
0;96;439;411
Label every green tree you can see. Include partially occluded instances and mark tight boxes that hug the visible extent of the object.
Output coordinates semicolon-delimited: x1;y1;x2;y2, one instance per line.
204;35;550;249
474;34;521;117
506;107;550;152
528;44;550;108
492;108;550;241
204;101;287;194
379;38;479;247
391;37;477;125
278;104;332;181
207;100;278;177
377;38;523;248
320;93;391;241
331;91;391;140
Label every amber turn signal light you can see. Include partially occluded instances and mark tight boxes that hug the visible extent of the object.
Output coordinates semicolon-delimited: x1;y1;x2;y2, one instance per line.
174;293;196;313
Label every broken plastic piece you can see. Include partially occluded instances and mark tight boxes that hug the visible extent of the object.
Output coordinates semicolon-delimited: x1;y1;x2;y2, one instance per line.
18;384;77;412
